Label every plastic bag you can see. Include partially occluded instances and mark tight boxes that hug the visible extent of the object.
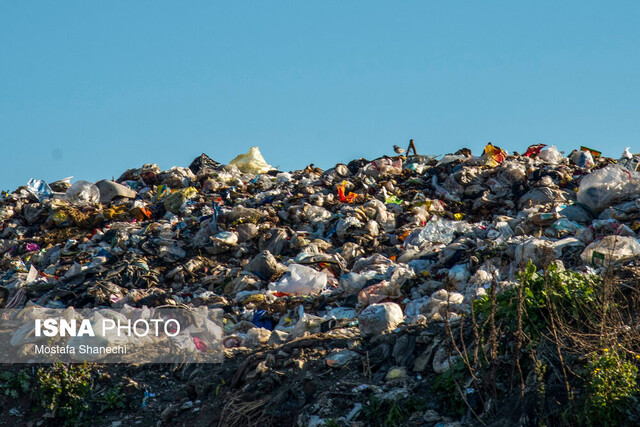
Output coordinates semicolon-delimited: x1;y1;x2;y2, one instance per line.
358;281;398;306
581;146;601;158
524;144;546;157
157;166;195;188
27;179;53;201
405;217;472;247
339;272;371;294
289;306;324;338
212;231;238;245
448;264;470;283
66;180;100;204
576;166;639;213
437;154;467;165
619;155;640;173
268;264;328;294
337;180;357;203
245;250;285;280
551;218;582;236
514;237;553;268
326;350;359;368
229;146;272;174
580;235;640;267
618;148;640;172
571;149;594;169
385;195;403;204
537;145;563;164
303;205;331;225
363;158;403;177
483;143;507;167
358;302;403;336
336;216;363;239
164;187;197;214
206;231;238;255
52;210;72;227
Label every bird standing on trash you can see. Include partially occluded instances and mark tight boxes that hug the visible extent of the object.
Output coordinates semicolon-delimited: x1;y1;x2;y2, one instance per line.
393;145;405;156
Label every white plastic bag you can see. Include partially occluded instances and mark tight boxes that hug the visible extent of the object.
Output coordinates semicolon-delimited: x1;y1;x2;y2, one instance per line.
580;236;640;267
268;264;327;294
570;150;594;169
537;145;563;164
66;180;100;204
577;166;639;213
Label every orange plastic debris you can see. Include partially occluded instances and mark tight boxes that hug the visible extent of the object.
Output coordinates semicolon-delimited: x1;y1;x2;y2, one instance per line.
484;143;507;166
397;229;411;242
337;181;358;203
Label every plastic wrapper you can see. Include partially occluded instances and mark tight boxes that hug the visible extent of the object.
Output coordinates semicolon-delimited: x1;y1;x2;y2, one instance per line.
580;146;601;158
27;179;53;201
337;180;358;203
524;144;547;157
483;143;507;167
385;195;403;204
206;231;239;255
52;210;72;227
157;166;195;188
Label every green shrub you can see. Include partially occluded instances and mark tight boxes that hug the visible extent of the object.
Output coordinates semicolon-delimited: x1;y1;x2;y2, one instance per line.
0;369;31;398
583;349;639;426
37;363;93;422
95;384;126;413
474;261;600;341
360;393;427;426
431;360;467;416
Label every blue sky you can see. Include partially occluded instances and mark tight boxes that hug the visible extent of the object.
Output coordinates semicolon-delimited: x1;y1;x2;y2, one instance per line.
2;1;640;190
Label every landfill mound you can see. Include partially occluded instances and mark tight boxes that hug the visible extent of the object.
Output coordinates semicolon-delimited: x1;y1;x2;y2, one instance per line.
2;144;640;426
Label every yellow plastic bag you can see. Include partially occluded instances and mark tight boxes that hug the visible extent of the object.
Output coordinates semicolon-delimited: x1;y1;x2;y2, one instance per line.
483;143;506;167
52;210;72;227
229;147;273;174
164;187;197;214
104;205;128;220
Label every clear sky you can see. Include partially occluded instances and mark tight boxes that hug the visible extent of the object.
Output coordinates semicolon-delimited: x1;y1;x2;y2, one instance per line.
2;1;640;191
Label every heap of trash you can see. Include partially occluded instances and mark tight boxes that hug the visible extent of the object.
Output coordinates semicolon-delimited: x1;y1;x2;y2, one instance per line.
3;143;640;425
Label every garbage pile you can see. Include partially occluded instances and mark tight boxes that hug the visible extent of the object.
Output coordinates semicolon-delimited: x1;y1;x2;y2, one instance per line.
2;143;640;425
